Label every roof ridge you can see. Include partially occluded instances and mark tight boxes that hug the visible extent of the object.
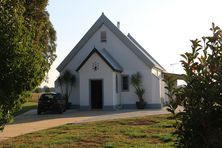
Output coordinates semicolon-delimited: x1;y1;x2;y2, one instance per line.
57;14;105;72
57;13;165;72
127;33;165;70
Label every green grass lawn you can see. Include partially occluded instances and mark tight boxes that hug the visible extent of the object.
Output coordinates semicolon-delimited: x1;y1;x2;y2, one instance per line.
14;102;37;116
13;93;40;116
1;114;175;148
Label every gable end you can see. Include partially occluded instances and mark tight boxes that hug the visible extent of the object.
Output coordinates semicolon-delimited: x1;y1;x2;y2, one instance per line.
57;13;165;72
76;48;122;72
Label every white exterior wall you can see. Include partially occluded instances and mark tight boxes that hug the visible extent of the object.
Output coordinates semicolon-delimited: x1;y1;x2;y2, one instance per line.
160;77;166;104
68;73;80;105
79;53;115;108
150;74;162;104
57;24;164;108
54;79;60;93
114;73;121;106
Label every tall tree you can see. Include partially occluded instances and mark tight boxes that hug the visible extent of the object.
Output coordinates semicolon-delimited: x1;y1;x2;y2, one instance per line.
0;0;56;130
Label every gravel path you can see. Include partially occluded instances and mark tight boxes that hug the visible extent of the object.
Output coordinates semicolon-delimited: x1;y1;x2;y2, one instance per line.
0;108;168;141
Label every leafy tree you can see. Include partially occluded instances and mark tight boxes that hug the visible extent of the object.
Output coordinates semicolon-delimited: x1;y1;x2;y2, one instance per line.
0;0;56;130
165;23;222;147
58;70;76;106
34;87;41;93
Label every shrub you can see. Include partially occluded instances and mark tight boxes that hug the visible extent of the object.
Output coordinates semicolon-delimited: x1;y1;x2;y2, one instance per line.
165;23;222;147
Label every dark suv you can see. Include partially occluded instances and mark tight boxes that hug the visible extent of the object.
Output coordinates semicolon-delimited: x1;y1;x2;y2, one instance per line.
37;93;66;115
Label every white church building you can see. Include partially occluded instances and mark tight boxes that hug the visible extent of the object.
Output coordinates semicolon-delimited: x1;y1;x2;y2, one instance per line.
55;13;167;110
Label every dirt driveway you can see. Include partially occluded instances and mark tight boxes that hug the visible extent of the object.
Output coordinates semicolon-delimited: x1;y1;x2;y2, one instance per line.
0;108;168;141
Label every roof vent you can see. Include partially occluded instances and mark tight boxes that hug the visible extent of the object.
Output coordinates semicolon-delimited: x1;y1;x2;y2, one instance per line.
117;21;120;29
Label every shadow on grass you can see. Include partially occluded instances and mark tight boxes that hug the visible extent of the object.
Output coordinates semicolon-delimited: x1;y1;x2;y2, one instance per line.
13;102;37;116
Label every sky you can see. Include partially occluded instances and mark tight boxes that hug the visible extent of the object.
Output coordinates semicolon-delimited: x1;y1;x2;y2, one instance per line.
42;0;222;87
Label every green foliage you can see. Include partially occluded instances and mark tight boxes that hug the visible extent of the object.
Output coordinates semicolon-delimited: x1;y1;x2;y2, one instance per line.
0;0;56;130
131;72;145;102
165;23;222;147
34;87;41;93
13;102;37;116
164;78;183;115
58;70;76;103
131;72;142;88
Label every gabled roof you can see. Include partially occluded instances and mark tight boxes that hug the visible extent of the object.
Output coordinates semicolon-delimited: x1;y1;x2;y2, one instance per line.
57;13;165;72
127;33;165;71
76;48;123;72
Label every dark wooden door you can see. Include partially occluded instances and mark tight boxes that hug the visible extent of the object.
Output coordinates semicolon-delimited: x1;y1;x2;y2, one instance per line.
91;80;103;109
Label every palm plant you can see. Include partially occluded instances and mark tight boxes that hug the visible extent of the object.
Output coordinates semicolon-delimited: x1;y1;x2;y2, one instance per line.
58;70;76;108
131;72;145;102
